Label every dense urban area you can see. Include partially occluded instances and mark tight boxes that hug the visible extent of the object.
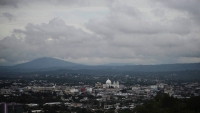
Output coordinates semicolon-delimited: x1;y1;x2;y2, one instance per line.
0;70;200;113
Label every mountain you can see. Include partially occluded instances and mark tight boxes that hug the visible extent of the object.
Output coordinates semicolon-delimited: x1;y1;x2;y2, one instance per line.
105;63;135;66
13;57;79;69
110;63;200;72
0;57;200;74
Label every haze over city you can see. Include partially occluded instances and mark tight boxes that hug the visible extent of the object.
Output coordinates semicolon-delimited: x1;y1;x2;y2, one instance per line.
0;0;200;66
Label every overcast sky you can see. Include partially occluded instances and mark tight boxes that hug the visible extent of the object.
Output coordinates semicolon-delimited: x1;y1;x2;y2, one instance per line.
0;0;200;66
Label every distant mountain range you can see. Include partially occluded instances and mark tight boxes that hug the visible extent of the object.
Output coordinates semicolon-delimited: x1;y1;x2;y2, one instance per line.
13;57;79;69
0;57;200;73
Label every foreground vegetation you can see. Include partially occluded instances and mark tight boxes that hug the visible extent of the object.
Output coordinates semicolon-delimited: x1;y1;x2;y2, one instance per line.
133;94;200;113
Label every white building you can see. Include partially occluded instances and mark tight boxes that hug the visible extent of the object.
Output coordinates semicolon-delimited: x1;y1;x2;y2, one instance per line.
103;79;119;88
70;88;79;93
150;85;158;90
86;87;93;92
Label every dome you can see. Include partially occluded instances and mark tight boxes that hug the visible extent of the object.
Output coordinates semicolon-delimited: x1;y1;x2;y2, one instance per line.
106;79;111;84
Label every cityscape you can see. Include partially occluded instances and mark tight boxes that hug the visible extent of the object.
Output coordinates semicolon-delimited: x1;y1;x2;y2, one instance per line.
0;68;200;113
1;0;200;113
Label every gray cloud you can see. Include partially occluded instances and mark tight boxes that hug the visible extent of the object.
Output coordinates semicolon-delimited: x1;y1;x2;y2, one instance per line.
0;0;108;8
86;4;192;36
84;1;200;64
1;19;200;65
0;0;200;65
154;0;200;24
3;12;16;21
0;18;108;65
0;0;20;7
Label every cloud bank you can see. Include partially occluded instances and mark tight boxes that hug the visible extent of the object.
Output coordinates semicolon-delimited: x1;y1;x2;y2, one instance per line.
0;0;200;65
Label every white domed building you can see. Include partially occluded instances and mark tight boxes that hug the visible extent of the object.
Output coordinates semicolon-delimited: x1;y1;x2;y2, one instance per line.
103;79;119;88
